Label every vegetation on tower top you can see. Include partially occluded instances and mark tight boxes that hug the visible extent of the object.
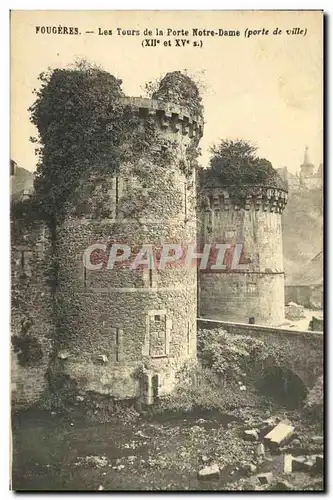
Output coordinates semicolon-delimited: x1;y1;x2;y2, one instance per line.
202;139;288;192
152;71;204;118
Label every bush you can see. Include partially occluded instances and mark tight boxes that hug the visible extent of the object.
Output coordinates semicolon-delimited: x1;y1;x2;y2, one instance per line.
304;375;323;420
157;365;265;415
198;328;266;386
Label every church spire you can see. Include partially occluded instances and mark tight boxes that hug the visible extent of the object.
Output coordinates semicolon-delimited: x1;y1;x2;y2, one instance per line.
303;145;310;165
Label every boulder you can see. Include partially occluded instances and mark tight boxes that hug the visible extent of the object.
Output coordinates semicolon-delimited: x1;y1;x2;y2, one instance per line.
291;456;314;472
243;429;259;442
259;417;279;437
314;454;324;472
255;443;265;457
264;420;294;448
285;302;305;320
197;464;220;480
242;463;257;475
257;472;273;485
284;454;293;474
274;480;294;490
311;435;323;444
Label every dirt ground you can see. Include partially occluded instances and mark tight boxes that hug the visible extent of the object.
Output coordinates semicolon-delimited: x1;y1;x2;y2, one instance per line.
11;402;324;492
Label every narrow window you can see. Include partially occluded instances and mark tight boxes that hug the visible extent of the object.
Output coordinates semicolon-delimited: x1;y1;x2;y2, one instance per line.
20;251;25;270
116;329;120;361
115;176;119;217
149;269;153;288
83;266;87;290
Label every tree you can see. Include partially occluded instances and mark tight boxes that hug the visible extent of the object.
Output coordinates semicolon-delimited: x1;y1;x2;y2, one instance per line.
206;139;287;190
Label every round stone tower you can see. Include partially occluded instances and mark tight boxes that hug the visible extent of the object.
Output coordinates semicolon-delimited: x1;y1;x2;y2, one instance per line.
199;180;288;325
55;82;203;402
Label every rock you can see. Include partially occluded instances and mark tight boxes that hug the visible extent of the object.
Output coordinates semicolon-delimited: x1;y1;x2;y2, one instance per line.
274;480;293;490
285;302;305;320
257;472;273;485
291;456;313;472
58;351;70;359
239;385;246;391
242;463;257;475
243;429;259;442
76;395;84;402
96;354;108;363
255;443;265;457
259;417;279;437
98;485;104;491
197;464;220;480
290;438;301;447
284;454;293;474
314;454;324;472
264;420;294;448
262;417;277;427
311;435;323;444
201;455;209;463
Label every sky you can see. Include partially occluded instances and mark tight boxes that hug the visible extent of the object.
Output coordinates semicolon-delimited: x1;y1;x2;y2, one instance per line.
11;10;323;174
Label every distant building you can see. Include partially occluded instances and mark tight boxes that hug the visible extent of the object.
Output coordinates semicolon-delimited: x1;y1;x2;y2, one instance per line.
300;147;322;190
276;166;300;193
277;147;323;193
285;250;323;309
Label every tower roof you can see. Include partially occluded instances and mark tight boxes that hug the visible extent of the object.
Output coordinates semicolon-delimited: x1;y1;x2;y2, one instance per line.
303;145;310;165
301;146;314;168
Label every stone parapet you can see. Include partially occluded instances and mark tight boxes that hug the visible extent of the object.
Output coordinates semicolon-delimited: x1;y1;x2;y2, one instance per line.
121;97;204;139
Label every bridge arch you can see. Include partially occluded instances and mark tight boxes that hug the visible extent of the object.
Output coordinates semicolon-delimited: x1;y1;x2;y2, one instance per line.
256;363;308;409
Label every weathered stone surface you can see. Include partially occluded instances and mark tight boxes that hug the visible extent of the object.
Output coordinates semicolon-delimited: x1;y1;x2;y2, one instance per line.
311;435;323;444
242;463;257;475
58;351;70;360
264;420;294;447
255;443;265;457
257;472;273;485
284;454;293;473
314;454;324;472
197;464;220;480
291;456;313;472
285;302;305;320
274;480;294;490
243;429;259;442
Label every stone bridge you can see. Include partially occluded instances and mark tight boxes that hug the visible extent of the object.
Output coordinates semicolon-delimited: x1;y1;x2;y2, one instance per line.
197;318;324;390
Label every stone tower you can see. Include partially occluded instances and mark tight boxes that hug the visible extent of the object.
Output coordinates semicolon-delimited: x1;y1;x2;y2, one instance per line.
300;146;315;186
199;177;288;325
55;79;203;402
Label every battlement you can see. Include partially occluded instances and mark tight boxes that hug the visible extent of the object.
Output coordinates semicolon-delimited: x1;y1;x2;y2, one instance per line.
203;185;288;213
121;97;204;139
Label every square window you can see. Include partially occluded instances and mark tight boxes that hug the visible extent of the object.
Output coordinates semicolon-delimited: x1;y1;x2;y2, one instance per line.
155;315;161;321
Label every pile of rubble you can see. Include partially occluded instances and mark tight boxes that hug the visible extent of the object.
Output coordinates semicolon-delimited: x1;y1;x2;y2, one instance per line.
285;302;305;320
197;415;324;490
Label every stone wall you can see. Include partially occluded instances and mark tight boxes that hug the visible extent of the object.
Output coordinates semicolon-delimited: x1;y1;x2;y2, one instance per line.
11;219;53;410
198;318;323;389
285;284;323;309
